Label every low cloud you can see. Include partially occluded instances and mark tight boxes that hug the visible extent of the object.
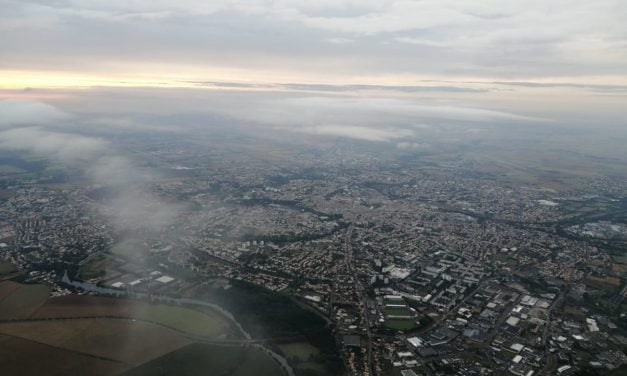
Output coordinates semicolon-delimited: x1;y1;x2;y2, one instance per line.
0;100;181;231
0;99;70;128
300;124;413;142
84;116;176;134
397;141;429;150
0;127;107;163
206;95;546;144
189;81;486;94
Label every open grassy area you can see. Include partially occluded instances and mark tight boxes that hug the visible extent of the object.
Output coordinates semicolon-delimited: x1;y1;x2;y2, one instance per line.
586;275;621;292
0;261;16;275
203;280;345;375
121;343;285;376
278;342;323;373
384;320;418;331
490;254;518;266
134;304;231;337
611;263;627;273
384;307;412;317
383;297;405;306
110;239;145;259
611;255;627;264
78;253;119;280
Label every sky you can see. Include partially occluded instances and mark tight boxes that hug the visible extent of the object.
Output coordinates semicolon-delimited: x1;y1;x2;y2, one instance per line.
0;0;626;139
1;1;627;87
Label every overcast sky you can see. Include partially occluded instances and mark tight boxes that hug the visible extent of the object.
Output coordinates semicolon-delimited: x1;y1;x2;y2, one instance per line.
2;1;627;83
1;0;626;126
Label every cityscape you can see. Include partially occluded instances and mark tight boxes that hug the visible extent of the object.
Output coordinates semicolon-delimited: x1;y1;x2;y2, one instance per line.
0;126;626;375
1;1;627;375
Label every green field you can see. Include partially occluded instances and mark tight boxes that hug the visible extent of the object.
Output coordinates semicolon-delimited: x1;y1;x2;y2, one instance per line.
0;261;16;275
121;343;285;376
278;342;323;373
384;307;412;317
611;255;627;264
383;297;405;306
133;304;231;337
78;253;118;280
110;239;145;259
201;280;345;375
490;254;517;266
384;320;418;331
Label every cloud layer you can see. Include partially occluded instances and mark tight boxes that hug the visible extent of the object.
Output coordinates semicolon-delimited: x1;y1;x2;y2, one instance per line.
0;99;70;128
199;94;547;142
1;0;626;82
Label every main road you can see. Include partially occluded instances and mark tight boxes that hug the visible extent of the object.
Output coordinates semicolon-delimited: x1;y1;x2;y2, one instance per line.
343;224;375;376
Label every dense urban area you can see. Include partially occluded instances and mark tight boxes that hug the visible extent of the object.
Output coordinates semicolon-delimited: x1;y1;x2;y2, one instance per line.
1;131;626;376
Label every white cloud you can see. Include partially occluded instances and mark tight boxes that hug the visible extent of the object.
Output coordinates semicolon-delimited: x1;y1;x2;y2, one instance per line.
300;124;412;142
202;94;545;143
245;96;545;124
0;99;70;128
0;127;106;163
396;141;428;150
326;37;354;44
1;0;626;80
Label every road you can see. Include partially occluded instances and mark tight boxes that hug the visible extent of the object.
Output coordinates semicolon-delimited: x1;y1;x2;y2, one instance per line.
342;224;375;376
539;288;566;376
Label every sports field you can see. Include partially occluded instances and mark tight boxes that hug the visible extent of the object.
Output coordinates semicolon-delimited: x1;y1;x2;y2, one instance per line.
384;320;418;331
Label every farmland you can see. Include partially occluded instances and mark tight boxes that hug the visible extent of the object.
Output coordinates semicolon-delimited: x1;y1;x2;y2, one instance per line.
121;343;285;376
0;282;50;320
0;333;127;376
0;281;258;376
0;280;21;300
0;319;193;365
32;295;235;338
